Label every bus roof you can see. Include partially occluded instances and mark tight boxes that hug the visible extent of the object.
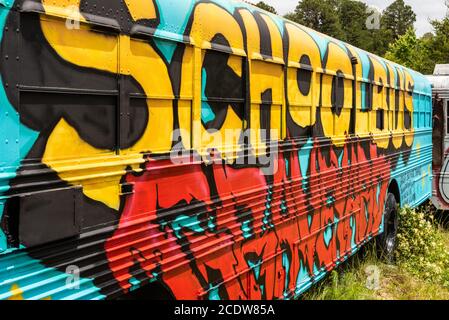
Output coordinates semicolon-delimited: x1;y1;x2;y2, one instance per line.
434;64;449;76
21;0;432;95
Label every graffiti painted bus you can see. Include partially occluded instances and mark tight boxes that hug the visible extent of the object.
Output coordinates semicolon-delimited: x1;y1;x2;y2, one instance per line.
0;0;433;300
428;65;449;210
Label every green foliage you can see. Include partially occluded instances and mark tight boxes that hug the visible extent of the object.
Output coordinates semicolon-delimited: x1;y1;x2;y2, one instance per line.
385;28;419;66
283;0;417;56
338;0;371;48
278;0;448;73
254;1;277;14
395;206;449;287
303;249;379;300
385;28;434;74
385;16;449;74
285;0;344;40
424;17;449;71
305;269;372;300
382;0;416;40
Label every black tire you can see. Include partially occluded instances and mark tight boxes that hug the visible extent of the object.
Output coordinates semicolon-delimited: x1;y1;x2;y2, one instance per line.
377;193;399;263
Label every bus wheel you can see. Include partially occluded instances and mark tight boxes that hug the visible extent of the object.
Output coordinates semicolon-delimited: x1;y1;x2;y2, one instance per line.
377;193;399;263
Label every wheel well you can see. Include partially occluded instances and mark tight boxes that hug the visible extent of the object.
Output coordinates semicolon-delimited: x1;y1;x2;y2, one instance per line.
388;179;400;206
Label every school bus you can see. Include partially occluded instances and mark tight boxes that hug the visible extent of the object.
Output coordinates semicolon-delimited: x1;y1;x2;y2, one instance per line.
0;0;432;300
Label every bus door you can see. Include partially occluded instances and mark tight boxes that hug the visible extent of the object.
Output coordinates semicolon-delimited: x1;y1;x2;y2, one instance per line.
443;98;449;155
432;95;449;209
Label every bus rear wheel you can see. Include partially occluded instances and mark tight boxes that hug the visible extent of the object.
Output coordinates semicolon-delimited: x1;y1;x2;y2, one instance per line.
377;193;399;263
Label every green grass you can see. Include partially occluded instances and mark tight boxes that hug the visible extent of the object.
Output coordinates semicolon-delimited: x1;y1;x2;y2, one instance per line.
301;204;449;300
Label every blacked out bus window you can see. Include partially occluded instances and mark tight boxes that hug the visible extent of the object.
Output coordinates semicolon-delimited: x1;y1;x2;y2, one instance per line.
376;109;385;131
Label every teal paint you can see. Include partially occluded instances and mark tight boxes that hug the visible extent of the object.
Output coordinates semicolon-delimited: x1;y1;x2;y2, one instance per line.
282;251;290;298
260;284;265;296
0;1;12;9
153;0;281;61
269;15;285;37
299;138;313;191
356;49;372;80
355;49;372;111
295;260;311;295
212;0;286;38
361;83;368;111
153;0;195;63
241;220;252;239
333;39;352;56
0;4;39;252
338;149;344;168
312;263;326;282
280;200;287;214
171;214;205;239
263;186;274;230
208;285;221;300
326;195;335;207
201;69;215;124
301;27;330;62
153;38;177;64
128;277;141;291
350;216;357;253
376;56;388;75
0;253;105;300
247;259;261;281
208;216;216;231
410;69;432;95
201;102;215;124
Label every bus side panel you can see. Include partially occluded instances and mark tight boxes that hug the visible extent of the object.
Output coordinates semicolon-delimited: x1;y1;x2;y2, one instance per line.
0;0;433;300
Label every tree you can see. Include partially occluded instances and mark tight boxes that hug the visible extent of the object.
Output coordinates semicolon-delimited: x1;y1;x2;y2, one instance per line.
254;1;277;14
285;0;344;39
284;0;389;55
385;28;433;74
282;0;419;58
365;28;393;57
338;0;370;48
382;0;449;75
283;12;298;22
382;0;416;40
423;17;449;72
421;32;434;41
